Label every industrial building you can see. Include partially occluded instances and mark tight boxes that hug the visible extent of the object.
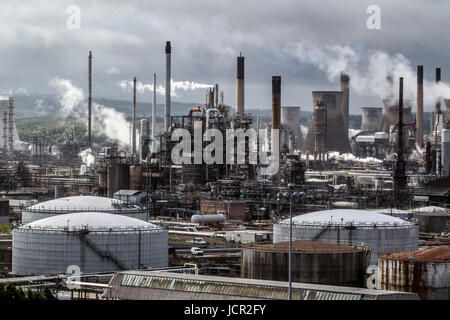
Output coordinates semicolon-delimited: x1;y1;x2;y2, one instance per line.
21;195;148;223
273;209;419;264
12;212;168;276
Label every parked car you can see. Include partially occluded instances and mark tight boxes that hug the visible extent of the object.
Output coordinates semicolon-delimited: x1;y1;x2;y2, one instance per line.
191;247;204;256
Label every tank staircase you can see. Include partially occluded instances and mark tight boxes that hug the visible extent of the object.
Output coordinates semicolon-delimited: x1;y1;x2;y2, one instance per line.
312;225;330;240
76;230;127;270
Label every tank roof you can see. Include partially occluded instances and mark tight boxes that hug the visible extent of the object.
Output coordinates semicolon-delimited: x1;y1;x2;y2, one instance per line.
379;247;450;263
245;240;363;254
19;212;160;232
26;196;140;212
281;209;415;227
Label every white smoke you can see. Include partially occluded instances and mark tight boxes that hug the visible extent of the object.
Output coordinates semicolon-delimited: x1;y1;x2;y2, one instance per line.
119;78;213;97
50;77;130;148
78;148;95;166
327;151;382;164
106;66;121;75
289;42;450;107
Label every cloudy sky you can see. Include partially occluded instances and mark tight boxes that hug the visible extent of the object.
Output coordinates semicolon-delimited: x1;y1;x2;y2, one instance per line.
1;0;449;114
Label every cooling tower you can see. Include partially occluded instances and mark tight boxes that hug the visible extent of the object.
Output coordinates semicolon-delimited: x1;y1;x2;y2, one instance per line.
281;106;304;151
303;91;351;154
381;99;415;133
360;107;383;131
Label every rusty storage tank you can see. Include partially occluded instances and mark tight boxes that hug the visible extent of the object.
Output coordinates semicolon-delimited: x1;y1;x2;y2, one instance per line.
303;91;351;154
107;165;116;198
273;209;419;264
129;165;142;190
378;247;450;300
241;240;366;287
120;164;130;190
381;99;415;133
413;210;450;233
360;107;383;131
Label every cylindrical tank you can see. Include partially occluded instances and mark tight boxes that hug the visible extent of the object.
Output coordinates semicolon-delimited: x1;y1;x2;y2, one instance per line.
107;166;116;198
21;196;148;223
413;211;450;233
191;214;226;224
13;212;168;276
378;247;450;300
360;107;383;131
54;186;64;199
241;240;365;287
120;164;130;190
273;209;418;264
129;165;142;190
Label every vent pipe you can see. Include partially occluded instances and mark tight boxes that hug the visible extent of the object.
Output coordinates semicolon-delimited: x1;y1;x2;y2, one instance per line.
132;77;137;155
2;110;6;151
214;84;219;108
272;76;281;183
88;50;92;149
416;65;424;147
7;97;14;153
164;41;171;133
151;73;156;153
236;53;245;115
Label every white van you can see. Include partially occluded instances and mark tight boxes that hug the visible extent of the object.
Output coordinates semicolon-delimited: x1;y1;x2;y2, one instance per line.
191;247;204;256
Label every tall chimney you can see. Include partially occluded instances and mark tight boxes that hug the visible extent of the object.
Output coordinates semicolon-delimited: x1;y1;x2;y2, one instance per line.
132;77;137;155
416;65;424;147
272;76;281;183
435;68;441;114
164;41;171;133
8;97;14;153
151;73;156;153
340;72;350;134
2;110;7;151
214;84;219;108
236;53;245;115
394;77;407;208
88;50;92;149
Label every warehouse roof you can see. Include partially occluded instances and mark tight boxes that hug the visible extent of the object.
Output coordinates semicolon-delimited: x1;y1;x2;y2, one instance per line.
281;209;414;227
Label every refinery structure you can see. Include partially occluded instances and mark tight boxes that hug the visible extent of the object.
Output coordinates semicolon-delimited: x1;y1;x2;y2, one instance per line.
0;39;449;302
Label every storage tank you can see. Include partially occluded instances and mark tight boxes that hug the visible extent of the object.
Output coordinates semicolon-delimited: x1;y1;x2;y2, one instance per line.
21;196;148;223
129;165;142;190
241;240;366;287
273;209;418;264
191;214;226;224
413;210;450;233
378;247;450;300
13;212;168;276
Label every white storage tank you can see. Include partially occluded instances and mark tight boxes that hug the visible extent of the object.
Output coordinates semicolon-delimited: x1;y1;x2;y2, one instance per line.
13;212;168;276
21;195;148;223
273;209;418;264
191;214;226;224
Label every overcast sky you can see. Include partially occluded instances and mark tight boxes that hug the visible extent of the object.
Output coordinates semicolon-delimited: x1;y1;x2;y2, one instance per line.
1;0;449;113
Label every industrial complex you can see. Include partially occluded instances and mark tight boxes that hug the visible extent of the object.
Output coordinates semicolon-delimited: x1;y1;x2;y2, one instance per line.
0;35;449;302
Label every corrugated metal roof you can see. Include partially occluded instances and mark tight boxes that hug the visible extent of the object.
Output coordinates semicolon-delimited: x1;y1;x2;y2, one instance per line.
119;274;362;300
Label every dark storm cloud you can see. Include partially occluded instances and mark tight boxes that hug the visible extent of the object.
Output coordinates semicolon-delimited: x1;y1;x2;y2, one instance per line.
1;0;449;113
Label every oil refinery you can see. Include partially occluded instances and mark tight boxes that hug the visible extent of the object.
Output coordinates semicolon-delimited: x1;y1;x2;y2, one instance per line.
0;0;449;306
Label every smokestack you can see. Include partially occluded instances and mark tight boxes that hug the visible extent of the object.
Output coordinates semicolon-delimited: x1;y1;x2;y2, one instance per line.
88;50;92;149
8;97;14;153
340;72;350;134
393;77;407;208
442;99;450;176
236;53;245;115
435;68;441;114
214;84;219;108
132;77;137;155
165;41;171;133
416;65;424;147
151;73;156;153
272;76;281;183
2;110;6;151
